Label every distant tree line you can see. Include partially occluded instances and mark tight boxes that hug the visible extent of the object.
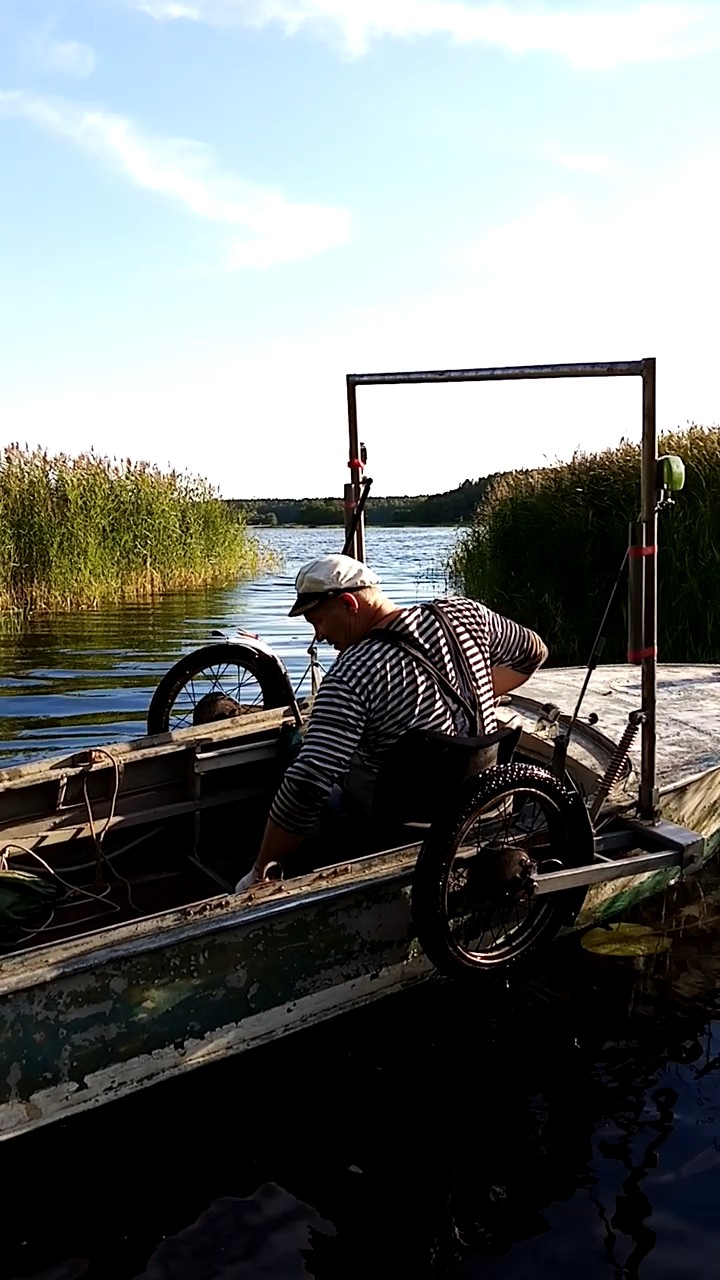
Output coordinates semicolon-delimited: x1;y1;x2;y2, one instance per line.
227;475;504;528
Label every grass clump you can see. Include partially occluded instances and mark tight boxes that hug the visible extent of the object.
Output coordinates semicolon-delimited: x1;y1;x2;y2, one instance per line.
0;446;269;615
449;425;720;666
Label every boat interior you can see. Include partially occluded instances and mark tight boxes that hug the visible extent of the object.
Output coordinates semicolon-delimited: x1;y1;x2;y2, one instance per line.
0;689;633;959
0;708;296;957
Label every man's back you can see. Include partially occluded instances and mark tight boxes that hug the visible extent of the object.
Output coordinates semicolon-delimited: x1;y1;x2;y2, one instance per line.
269;596;545;834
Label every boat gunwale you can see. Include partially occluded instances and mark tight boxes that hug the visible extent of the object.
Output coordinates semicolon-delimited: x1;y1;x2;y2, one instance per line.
3;753;720;997
0;705;299;790
0;843;423;995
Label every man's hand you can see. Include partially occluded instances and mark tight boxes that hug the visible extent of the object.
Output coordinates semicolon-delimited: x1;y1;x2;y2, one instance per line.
234;818;306;896
234;863;265;894
234;857;287;895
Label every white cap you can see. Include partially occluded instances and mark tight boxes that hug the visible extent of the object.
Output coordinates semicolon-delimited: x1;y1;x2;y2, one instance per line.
288;554;380;617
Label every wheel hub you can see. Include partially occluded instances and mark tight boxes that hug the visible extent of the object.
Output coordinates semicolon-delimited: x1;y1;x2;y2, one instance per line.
465;844;537;904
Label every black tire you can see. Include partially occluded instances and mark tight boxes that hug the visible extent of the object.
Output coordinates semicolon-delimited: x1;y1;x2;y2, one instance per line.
411;762;594;980
147;643;294;735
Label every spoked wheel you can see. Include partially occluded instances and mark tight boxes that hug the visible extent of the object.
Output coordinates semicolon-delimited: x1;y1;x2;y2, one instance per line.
147;643;294;735
412;763;594;980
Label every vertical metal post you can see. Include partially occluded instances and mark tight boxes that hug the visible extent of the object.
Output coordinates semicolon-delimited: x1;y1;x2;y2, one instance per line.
345;377;365;561
627;521;645;662
342;483;355;548
640;358;658;820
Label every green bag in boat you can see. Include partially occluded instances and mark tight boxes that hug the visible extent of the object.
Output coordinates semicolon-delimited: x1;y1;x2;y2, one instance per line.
0;868;60;923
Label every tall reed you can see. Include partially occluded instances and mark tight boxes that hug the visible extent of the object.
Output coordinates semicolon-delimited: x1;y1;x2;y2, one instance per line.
449;425;720;665
0;446;267;615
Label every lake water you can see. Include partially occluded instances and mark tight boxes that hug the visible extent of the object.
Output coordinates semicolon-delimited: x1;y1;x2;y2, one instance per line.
0;526;459;766
3;526;720;1279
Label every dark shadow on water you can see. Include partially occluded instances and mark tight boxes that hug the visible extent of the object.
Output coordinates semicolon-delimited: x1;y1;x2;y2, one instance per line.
5;870;720;1280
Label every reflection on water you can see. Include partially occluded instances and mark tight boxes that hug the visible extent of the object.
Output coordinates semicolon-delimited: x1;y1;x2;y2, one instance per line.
6;868;720;1279
0;527;458;765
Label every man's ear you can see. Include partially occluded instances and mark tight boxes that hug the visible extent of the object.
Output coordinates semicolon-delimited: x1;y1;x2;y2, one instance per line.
339;592;360;614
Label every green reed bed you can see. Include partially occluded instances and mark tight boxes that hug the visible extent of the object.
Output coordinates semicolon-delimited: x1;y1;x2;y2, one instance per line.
0;446;268;615
449;425;720;666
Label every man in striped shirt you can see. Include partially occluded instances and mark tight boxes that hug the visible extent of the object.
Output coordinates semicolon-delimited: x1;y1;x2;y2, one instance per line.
235;553;548;893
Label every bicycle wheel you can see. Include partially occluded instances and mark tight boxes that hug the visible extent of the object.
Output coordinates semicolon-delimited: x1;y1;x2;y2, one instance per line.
147;643;294;735
411;763;593;979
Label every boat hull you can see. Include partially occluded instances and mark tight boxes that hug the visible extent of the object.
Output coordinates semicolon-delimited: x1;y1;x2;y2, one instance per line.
0;851;431;1140
1;666;719;1141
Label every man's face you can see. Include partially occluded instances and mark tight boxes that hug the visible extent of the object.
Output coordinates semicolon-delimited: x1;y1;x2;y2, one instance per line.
304;593;357;652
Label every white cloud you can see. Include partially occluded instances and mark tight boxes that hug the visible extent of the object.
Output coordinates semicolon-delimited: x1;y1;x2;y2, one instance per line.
2;94;719;496
128;0;720;69
5;144;720;498
0;90;351;269
541;144;623;177
136;1;203;15
44;40;97;79
456;147;720;306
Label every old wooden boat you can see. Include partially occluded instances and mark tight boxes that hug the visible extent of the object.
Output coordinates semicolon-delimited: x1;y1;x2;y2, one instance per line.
0;356;716;1143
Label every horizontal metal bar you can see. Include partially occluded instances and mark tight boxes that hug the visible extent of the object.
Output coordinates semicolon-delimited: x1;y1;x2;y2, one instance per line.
347;359;647;389
593;830;638;854
533;848;681;894
194;742;276;774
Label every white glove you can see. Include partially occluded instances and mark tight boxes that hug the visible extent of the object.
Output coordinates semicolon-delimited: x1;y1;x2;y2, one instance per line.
235;864;264;894
234;861;283;895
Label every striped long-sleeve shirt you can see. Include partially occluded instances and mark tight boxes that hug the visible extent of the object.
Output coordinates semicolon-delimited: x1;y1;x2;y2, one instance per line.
269;596;547;835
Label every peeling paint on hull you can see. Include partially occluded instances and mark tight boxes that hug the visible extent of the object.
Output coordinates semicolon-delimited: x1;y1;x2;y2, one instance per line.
0;860;431;1141
0;958;431;1140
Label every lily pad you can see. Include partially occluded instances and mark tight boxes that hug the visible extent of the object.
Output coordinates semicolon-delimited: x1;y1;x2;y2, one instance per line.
581;922;671;957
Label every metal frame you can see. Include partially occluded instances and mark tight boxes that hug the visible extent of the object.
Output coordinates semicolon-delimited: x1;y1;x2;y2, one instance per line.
346;358;658;820
533;816;705;893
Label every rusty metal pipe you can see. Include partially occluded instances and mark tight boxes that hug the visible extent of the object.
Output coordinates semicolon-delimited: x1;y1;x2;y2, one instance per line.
342;477;373;557
627;521;645;663
345;378;365;561
640;358;658;820
347;360;645;388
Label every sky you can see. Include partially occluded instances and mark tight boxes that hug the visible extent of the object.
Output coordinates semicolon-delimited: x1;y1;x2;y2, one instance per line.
1;1;719;498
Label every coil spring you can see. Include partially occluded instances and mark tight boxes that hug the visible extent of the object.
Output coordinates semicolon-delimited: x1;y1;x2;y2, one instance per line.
590;713;643;819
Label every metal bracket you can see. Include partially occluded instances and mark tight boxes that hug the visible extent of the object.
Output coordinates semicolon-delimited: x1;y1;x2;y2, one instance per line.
620;815;706;871
532;817;705;895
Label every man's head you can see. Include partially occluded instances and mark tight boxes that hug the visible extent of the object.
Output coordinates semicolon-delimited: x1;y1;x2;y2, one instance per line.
288;553;390;652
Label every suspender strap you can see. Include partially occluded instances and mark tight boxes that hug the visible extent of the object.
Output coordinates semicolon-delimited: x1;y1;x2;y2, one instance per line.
365;627;475;721
422;600;482;732
364;601;488;739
